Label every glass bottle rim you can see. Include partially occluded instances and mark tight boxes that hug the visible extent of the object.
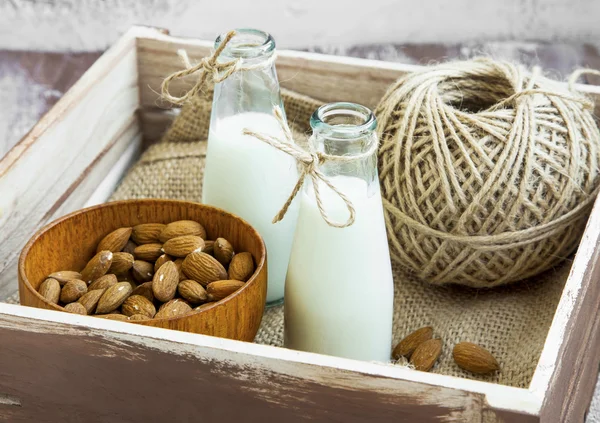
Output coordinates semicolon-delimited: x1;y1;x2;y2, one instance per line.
310;102;377;139
215;29;276;59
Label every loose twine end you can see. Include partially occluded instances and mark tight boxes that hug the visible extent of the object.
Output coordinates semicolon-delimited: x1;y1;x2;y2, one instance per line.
161;30;239;105
243;106;378;228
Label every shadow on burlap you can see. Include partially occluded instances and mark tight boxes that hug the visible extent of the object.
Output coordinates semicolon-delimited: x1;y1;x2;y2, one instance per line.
108;88;570;389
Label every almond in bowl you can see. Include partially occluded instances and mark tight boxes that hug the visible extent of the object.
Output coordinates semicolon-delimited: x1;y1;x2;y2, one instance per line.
19;200;267;342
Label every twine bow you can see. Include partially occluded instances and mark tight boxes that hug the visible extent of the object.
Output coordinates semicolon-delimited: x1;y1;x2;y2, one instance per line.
243;106;378;228
161;30;276;105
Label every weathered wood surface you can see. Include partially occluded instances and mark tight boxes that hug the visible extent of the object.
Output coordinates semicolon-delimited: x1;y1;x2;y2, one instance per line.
0;0;599;51
531;187;600;422
0;51;101;157
0;33;141;300
2;29;600;421
139;39;600;144
3;42;600;157
0;303;541;422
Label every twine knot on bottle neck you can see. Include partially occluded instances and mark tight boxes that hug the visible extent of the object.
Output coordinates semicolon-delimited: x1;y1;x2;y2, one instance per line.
243;106;378;228
161;30;276;105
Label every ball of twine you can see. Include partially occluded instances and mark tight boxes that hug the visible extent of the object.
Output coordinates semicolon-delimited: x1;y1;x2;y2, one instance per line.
376;58;600;288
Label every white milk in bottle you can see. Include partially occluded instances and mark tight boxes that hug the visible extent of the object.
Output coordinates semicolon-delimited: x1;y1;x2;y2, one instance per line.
284;103;394;361
203;112;299;303
201;29;299;304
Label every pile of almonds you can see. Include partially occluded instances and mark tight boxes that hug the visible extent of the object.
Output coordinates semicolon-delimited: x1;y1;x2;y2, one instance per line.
392;326;500;375
37;220;256;322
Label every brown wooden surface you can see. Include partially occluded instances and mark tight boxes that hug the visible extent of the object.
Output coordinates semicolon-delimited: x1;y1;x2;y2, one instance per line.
0;306;539;423
3;43;600;158
0;34;597;421
0;51;101;158
19;199;267;341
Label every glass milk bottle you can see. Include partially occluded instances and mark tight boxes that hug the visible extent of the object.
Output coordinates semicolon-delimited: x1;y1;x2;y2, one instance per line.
202;29;300;305
284;103;394;361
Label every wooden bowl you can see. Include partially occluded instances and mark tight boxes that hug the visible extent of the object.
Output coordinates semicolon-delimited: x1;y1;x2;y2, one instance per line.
18;199;267;342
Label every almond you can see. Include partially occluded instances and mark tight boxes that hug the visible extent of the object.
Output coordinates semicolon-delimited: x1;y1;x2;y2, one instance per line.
96;314;129;321
132;260;154;283
64;302;87;315
152;261;179;302
214;238;234;267
410;339;442;372
48;271;82;286
393;326;434;360
453;342;499;374
132;223;166;245
131;282;154;303
174;258;185;281
38;278;61;304
207;280;245;301
133;243;163;262
123;279;137;292
129;313;150;321
121;295;156;318
182;252;227;287
77;288;106;314
178;279;208;304
159;220;206;243
81;250;113;283
155;298;192;318
109;252;134;274
122;240;138;255
154;254;173;272
60;279;88;303
96;282;133;314
88;274;118;291
96;227;132;253
162;235;205;257
228;252;255;282
202;240;215;255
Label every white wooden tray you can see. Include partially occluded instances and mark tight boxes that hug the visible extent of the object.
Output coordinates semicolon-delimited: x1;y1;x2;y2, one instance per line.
1;26;600;422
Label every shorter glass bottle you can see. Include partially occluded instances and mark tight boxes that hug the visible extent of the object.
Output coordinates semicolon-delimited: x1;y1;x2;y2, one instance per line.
284;102;394;361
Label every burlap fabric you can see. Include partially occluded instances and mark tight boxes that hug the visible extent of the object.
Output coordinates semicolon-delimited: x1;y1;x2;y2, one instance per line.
108;88;569;388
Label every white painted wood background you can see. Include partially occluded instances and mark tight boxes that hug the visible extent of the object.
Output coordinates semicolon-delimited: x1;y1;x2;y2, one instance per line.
0;0;599;51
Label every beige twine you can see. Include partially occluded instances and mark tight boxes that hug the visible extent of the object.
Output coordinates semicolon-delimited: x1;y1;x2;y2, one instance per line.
376;58;600;288
243;106;378;228
161;30;277;105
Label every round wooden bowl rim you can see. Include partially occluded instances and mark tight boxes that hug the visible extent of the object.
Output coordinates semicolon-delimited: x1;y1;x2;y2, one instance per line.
19;199;267;323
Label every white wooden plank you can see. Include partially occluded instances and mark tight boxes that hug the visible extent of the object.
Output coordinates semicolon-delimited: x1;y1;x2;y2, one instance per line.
0;28;143;297
83;132;142;208
0;118;141;298
529;188;600;421
136;33;421;110
136;30;600;117
0;302;540;421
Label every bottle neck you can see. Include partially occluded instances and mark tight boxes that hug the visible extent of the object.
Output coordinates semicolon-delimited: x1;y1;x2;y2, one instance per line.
211;29;283;120
310;103;379;192
215;29;276;63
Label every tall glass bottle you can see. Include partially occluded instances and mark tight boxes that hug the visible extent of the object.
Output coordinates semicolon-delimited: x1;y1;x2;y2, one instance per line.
202;29;300;305
284;102;394;361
